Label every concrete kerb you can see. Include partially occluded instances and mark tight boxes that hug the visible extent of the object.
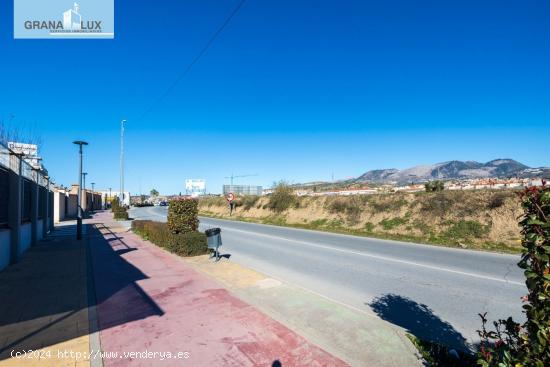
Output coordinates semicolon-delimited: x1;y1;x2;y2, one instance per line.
85;223;103;367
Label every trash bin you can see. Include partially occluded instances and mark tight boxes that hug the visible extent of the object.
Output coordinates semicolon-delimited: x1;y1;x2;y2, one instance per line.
205;227;222;261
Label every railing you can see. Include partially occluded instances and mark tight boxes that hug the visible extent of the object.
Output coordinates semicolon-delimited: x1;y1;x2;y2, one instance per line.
0;141;51;227
0;141;49;188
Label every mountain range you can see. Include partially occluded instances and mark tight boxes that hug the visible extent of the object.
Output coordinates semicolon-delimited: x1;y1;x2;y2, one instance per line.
354;159;549;184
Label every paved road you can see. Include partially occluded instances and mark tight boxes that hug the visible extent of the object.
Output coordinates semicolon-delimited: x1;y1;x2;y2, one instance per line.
130;206;525;350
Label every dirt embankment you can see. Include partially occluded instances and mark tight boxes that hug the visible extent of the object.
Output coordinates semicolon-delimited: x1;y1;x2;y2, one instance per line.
199;190;523;253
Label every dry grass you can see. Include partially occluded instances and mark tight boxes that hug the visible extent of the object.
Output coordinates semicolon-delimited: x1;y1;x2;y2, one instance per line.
198;190;523;253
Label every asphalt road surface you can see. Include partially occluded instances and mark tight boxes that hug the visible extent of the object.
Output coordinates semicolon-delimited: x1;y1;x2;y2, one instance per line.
130;205;525;350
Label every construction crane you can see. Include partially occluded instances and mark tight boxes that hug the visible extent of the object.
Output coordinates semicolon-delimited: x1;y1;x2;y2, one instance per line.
224;173;258;186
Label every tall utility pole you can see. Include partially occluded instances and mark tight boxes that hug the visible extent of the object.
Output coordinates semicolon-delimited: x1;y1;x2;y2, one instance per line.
120;119;126;206
73;141;88;240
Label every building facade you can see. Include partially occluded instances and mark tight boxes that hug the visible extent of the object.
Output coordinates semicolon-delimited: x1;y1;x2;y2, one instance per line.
223;185;263;196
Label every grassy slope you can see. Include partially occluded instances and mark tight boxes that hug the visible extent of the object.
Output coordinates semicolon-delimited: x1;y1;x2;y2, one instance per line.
199;190;523;253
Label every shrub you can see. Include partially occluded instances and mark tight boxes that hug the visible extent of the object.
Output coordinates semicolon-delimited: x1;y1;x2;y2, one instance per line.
477;184;550;366
413;220;431;235
113;208;129;220
444;220;488;240
421;192;456;217
267;182;296;213
167;198;199;234
425;180;445;192
326;196;364;224
111;197;120;212
487;192;511;210
310;219;328;228
364;222;375;232
238;195;260;210
132;220;207;257
199;196;227;208
369;195;408;213
112;197;129;220
380;217;408;230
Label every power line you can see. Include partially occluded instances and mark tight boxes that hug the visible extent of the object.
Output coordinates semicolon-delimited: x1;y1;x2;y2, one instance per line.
137;0;247;121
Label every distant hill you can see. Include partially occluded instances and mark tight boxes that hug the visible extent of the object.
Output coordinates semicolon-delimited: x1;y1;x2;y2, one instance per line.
354;159;548;184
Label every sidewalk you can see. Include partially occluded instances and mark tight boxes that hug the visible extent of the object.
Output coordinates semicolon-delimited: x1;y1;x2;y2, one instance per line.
1;211;346;366
0;221;92;367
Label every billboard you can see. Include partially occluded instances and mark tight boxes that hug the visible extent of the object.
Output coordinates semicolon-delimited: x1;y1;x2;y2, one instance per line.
8;142;38;157
8;142;42;169
185;179;206;197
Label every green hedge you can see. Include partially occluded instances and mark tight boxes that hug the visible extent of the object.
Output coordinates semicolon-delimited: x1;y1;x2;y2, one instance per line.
132;220;207;257
477;185;550;366
111;197;120;212
167;198;199;234
113;208;129;220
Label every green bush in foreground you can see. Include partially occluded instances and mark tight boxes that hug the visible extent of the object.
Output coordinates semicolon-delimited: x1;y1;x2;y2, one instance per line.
132;220;207;257
167;198;199;234
477;184;550;367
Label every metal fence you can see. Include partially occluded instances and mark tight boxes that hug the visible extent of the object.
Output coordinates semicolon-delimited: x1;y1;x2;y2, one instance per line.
0;166;8;227
0;141;51;225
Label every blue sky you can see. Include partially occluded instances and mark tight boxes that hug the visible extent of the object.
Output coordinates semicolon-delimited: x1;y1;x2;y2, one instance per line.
1;0;549;194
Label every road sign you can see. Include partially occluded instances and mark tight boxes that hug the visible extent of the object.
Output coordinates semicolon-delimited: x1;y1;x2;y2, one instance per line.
226;192;235;202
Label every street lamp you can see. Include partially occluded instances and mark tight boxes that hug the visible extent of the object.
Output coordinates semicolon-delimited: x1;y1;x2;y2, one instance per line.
120;119;126;206
73;141;88;240
91;182;95;211
82;172;88;211
82;172;87;191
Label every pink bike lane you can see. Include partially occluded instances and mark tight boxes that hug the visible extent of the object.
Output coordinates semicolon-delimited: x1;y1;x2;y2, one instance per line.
86;213;347;366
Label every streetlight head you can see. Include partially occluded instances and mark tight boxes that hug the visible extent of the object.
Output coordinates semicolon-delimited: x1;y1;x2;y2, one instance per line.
73;140;88;146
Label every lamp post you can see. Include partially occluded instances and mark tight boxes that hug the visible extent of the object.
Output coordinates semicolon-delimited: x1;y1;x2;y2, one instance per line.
108;187;112;208
82;172;88;211
91;182;95;211
120;119;126;206
73;141;88;240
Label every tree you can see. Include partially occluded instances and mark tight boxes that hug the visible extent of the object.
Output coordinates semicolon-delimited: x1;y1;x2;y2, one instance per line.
150;189;159;197
425;180;445;192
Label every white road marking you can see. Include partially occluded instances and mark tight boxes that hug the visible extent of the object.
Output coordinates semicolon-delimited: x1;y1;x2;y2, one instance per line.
220;226;524;287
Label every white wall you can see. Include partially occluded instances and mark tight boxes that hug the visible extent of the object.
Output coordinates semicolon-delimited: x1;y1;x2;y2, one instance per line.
67;194;78;217
54;191;66;223
0;229;10;272
20;223;32;256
